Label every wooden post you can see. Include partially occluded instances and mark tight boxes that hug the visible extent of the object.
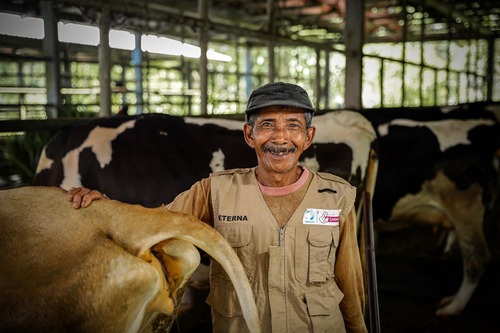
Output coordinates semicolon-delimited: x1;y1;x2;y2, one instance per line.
363;191;381;333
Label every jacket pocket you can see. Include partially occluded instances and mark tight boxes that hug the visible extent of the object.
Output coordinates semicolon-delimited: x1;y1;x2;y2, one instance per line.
305;283;346;333
213;224;253;280
308;227;339;283
206;279;243;317
206;280;252;333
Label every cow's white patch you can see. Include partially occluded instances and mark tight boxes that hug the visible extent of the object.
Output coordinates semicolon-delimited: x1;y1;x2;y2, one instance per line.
61;149;83;189
378;118;495;151
187;111;376;182
35;147;53;174
60;120;137;190
300;155;320;172
312;111;376;181
210;149;225;172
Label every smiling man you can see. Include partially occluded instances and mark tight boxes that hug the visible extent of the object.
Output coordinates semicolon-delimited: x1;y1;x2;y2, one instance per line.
68;82;367;333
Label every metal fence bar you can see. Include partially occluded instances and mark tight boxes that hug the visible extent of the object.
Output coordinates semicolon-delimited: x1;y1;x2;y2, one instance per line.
363;191;381;333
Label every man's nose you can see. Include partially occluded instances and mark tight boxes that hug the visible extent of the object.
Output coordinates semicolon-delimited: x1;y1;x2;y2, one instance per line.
271;126;289;144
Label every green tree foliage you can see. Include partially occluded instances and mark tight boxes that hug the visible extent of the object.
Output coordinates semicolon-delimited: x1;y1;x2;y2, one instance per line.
0;131;52;187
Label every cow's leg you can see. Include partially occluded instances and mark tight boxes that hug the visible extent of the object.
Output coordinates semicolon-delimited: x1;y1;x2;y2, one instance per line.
389;170;491;316
436;216;491;316
434;174;491;316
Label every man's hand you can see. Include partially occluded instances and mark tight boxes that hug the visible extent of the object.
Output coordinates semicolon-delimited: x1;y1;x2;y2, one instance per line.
67;187;108;209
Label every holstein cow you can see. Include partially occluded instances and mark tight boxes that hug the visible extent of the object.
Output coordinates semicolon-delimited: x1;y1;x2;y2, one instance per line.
360;106;500;316
0;186;261;333
34;111;378;208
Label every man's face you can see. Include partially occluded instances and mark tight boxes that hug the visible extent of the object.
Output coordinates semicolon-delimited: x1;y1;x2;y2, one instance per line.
244;106;315;175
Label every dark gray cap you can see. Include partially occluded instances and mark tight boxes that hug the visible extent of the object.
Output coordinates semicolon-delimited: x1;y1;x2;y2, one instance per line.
244;82;315;116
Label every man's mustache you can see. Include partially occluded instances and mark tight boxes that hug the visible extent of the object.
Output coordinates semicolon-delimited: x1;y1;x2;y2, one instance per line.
261;144;297;154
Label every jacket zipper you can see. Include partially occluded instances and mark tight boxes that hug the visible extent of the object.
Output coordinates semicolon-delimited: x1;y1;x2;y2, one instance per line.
278;226;286;246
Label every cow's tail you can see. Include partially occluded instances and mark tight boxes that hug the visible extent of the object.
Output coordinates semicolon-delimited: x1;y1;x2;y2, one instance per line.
102;203;262;333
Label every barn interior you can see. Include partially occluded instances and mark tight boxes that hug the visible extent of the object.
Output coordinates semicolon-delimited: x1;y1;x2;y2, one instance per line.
1;0;499;119
1;1;499;332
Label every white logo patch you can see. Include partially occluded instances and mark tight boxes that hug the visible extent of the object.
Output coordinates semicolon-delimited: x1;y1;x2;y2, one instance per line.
303;209;341;225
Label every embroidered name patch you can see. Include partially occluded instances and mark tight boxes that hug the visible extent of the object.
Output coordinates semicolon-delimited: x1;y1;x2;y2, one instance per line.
303;209;341;225
218;215;248;222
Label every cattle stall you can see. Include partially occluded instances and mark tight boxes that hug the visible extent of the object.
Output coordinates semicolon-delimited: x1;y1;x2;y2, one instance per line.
1;0;500;332
366;104;500;332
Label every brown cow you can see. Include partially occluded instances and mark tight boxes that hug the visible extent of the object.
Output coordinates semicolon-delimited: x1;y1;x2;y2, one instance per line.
0;186;261;333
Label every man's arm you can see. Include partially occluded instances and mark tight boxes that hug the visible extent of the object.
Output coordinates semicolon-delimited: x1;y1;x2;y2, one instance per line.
166;177;213;226
66;187;108;209
334;208;368;333
66;177;212;219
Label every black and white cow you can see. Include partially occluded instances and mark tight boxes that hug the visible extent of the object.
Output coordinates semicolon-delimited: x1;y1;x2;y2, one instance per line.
359;105;500;316
34;111;378;207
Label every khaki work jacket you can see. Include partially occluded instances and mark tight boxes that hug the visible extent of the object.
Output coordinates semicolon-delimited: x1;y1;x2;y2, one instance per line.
205;168;363;333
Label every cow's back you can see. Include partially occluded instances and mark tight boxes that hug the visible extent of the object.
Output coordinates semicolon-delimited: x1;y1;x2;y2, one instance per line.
0;187;160;332
34;112;377;208
34;114;256;207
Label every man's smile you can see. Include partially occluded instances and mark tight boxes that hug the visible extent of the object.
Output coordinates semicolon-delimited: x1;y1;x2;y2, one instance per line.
261;144;297;157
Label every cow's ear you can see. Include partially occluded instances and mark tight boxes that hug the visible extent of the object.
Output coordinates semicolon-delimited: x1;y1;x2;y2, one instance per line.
243;123;256;148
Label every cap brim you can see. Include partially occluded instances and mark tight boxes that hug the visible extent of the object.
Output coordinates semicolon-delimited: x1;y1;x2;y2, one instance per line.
245;100;315;114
